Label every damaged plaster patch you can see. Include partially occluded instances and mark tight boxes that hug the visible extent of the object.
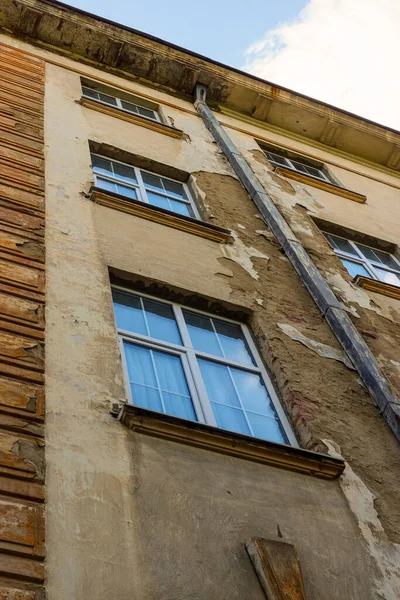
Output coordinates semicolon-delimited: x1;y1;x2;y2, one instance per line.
219;231;270;280
323;440;400;600
278;323;355;370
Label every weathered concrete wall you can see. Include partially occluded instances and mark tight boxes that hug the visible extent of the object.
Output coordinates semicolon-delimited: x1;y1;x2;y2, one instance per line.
1;33;399;599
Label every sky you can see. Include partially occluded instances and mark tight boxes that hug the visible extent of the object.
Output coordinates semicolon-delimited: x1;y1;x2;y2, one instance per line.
65;0;400;130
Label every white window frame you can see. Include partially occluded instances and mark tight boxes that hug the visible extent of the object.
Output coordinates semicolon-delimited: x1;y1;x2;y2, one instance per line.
324;232;400;286
82;85;161;123
265;150;332;184
91;153;200;219
113;286;297;446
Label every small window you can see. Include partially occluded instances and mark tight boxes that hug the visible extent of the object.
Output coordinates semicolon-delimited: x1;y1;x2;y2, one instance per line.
82;84;161;123
91;154;199;218
265;150;333;184
113;289;296;445
324;232;400;287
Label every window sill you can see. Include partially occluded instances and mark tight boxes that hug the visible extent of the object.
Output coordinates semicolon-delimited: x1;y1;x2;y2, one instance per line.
120;404;345;480
89;187;231;243
79;97;184;139
354;275;400;299
274;166;367;204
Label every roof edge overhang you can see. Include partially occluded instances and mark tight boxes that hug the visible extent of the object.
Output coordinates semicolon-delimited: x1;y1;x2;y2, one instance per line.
1;0;399;172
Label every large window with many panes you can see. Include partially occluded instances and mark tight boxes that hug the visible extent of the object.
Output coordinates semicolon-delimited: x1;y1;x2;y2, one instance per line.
113;288;296;445
82;83;161;123
265;149;334;184
324;232;400;287
91;154;199;218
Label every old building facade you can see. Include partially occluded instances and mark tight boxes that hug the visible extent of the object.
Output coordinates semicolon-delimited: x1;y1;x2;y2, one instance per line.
0;1;400;598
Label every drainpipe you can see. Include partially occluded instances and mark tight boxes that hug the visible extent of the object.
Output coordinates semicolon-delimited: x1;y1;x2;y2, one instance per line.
193;83;400;442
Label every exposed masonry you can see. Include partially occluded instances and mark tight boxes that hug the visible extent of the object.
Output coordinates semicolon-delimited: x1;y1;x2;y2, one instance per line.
324;440;400;600
0;42;46;598
194;83;400;443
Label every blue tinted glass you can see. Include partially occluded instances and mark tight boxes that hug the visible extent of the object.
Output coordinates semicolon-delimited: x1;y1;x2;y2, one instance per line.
142;172;164;192
92;156;113;176
373;267;400;287
147;191;170;210
246;413;286;443
169;199;192;217
113;291;146;335
153;351;189;395
328;234;356;255
96;177;117;193
341;259;370;278
131;384;162;411
116;184;137;200
231;369;276;416
198;359;240;406
124;344;162;411
163;393;196;420
163;179;186;199
113;162;137;184
212;403;251;436
143;299;181;344
214;320;254;365
183;311;222;356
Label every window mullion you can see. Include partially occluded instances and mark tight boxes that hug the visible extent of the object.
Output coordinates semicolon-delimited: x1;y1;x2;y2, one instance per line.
136;169;148;204
148;349;167;413
189;351;217;427
139;297;151;336
226;366;254;435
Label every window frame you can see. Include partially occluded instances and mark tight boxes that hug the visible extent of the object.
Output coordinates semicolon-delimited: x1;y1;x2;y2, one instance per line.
91;153;200;219
113;286;297;446
324;232;400;286
82;85;161;123
265;150;332;184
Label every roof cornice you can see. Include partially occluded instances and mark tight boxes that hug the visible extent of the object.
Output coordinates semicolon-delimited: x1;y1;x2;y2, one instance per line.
1;0;399;172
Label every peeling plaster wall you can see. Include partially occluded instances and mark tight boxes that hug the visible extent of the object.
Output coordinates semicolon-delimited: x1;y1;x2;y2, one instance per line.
2;31;398;599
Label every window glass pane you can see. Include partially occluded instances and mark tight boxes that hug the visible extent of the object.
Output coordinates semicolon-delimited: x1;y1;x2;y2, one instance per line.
373;267;400;287
163;179;186;199
304;165;325;179
143;298;181;344
327;234;357;255
183;311;222;357
290;160;309;174
147;191;170;210
137;106;157;120
266;152;288;166
82;87;99;100
92;155;113;176
123;343;162;412
169;199;192;217
213;319;255;366
340;258;370;279
98;92;118;106
116;184;138;200
112;291;147;335
96;178;117;193
231;369;276;416
198;360;240;407
246;413;287;443
142;172;164;192
212;403;251;436
357;244;398;269
120;100;139;114
113;162;137;184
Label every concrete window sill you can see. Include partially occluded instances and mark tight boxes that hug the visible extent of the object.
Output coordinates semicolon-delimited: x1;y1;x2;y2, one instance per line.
79;97;185;139
120;404;345;480
89;186;232;243
354;275;400;300
274;166;367;204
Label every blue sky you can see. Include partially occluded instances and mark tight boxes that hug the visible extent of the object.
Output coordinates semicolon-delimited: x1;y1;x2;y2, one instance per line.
63;0;307;68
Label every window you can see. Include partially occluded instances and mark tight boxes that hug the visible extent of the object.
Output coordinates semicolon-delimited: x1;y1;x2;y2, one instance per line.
265;150;332;184
324;232;400;288
113;289;296;445
82;84;160;123
91;154;199;218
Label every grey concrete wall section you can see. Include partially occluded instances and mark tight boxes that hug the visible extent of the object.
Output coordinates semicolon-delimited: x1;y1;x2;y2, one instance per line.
194;86;400;442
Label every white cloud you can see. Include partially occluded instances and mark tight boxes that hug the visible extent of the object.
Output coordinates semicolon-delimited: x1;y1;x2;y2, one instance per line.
243;0;400;130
